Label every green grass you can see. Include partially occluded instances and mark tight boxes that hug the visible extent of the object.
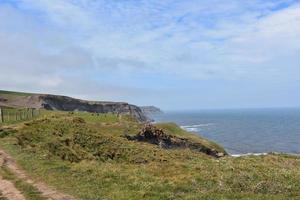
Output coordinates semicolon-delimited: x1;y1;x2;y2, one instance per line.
0;112;299;200
0;108;42;125
0;90;32;97
0;194;8;200
0;90;31;108
0;166;46;200
70;111;120;123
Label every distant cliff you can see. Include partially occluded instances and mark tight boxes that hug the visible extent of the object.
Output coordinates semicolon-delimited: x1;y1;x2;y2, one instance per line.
140;106;163;115
0;90;148;122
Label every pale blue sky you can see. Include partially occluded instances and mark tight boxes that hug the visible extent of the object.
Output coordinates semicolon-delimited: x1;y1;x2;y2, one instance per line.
0;0;300;110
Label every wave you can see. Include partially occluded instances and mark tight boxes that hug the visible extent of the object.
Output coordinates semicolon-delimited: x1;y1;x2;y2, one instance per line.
182;127;199;132
181;123;214;132
231;153;268;157
181;123;214;128
231;152;300;157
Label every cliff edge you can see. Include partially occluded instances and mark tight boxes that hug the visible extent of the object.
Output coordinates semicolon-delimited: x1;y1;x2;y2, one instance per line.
0;90;147;122
140;106;163;115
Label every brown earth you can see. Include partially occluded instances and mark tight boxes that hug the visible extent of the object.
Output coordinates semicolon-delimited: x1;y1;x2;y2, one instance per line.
0;176;26;200
126;124;227;158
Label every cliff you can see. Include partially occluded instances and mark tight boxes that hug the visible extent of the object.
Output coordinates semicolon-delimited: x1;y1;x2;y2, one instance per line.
0;90;147;122
140;106;163;115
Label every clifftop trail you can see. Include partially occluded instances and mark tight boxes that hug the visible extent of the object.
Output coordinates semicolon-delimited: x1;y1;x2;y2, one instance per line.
0;175;26;200
0;149;75;200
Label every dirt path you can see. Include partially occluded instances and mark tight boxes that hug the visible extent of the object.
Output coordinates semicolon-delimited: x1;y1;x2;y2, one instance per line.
0;175;26;200
0;149;75;200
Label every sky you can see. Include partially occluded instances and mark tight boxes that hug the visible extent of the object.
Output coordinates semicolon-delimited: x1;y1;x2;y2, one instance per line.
0;0;300;110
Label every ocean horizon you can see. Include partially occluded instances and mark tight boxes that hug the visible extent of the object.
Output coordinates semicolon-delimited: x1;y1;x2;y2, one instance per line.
152;108;300;156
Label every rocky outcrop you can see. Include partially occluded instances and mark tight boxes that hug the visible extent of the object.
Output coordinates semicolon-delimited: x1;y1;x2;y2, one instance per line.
140;106;163;115
0;91;148;122
126;124;226;158
39;95;147;122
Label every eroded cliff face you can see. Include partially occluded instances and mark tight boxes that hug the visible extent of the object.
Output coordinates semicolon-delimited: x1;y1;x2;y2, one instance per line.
140;106;163;115
0;92;148;122
40;95;147;122
126;124;227;158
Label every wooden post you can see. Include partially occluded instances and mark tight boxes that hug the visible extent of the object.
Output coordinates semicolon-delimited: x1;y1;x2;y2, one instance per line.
0;108;3;123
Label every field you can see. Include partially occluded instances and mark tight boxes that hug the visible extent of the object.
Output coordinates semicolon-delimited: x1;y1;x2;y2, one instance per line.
0;108;42;124
0;111;299;200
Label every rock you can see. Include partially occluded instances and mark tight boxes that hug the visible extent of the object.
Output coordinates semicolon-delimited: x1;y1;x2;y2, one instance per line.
128;124;173;147
216;152;225;158
126;124;227;158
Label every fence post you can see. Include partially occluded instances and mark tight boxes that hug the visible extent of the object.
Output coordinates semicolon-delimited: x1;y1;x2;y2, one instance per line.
0;108;3;123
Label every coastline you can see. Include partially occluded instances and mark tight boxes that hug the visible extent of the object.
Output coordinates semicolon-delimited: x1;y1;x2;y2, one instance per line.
152;119;300;158
150;109;300;157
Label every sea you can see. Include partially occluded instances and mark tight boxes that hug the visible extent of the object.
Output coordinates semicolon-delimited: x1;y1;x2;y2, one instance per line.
151;108;300;156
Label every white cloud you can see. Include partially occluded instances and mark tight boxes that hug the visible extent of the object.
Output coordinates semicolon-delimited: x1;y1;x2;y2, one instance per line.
0;0;300;108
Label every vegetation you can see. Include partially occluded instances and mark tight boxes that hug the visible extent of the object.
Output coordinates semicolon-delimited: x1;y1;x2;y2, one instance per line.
0;111;299;199
0;108;41;124
0;90;32;97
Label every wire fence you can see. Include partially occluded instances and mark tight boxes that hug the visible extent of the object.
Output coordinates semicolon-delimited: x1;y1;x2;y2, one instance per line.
0;107;40;123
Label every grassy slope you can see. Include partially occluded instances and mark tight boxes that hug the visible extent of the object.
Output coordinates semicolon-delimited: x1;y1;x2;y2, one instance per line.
0;111;299;200
0;90;32;97
0;90;33;108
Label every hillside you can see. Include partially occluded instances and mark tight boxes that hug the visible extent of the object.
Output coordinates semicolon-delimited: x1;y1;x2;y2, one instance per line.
0;90;147;122
0;111;299;199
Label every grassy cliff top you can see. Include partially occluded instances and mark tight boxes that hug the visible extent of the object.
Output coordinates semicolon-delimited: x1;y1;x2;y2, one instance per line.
0;111;299;200
0;90;33;104
0;90;33;97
